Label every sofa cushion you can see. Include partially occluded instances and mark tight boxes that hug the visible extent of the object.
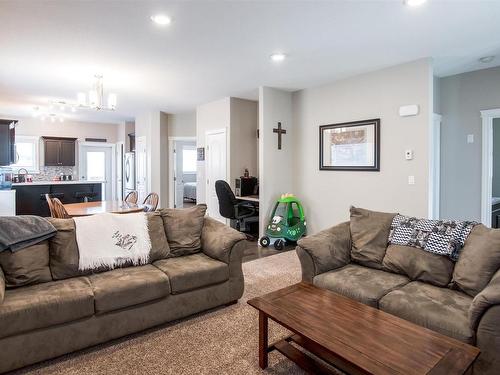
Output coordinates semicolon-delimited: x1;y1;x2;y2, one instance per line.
0;240;52;287
379;281;474;343
147;212;171;262
382;244;455;287
153;253;229;294
88;265;170;314
0;277;94;339
349;207;396;269
453;224;500;297
159;204;207;257
313;264;409;307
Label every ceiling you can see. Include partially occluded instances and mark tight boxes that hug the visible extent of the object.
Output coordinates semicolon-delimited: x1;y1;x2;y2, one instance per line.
1;0;499;123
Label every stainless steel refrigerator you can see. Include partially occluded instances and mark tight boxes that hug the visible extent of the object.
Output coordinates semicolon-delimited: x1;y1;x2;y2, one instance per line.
124;152;136;194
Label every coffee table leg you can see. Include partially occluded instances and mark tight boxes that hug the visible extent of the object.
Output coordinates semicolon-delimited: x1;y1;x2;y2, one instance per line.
259;311;269;369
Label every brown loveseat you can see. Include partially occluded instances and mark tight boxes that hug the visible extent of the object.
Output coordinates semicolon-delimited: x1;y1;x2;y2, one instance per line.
296;207;500;375
0;206;247;373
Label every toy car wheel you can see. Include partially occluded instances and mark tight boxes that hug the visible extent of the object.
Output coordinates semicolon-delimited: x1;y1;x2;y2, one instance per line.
274;239;284;251
259;236;270;247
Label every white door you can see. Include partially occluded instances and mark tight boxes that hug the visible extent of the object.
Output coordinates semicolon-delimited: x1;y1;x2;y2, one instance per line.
79;144;113;200
206;130;227;222
135;136;147;203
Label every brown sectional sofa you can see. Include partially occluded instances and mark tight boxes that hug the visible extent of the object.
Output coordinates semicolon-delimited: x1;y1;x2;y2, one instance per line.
0;207;247;373
296;207;500;375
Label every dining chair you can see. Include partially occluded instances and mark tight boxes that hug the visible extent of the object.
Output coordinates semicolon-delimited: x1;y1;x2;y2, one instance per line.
45;194;70;219
142;192;159;212
124;190;138;204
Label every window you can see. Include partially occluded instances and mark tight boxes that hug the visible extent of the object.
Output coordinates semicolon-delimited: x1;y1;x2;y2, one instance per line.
11;136;39;173
86;151;106;181
182;148;197;173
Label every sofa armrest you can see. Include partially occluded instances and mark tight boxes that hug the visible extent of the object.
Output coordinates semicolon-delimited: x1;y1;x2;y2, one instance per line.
201;217;247;264
470;268;500;331
0;266;5;304
296;221;351;282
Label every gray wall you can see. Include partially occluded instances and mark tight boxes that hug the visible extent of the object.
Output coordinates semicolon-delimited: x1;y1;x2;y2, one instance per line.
438;66;500;220
493;118;500;197
292;59;433;233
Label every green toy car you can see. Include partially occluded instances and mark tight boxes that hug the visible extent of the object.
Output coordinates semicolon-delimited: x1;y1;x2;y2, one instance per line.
259;194;306;250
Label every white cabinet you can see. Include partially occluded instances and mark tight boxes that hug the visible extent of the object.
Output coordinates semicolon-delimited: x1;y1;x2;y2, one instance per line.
0;190;16;216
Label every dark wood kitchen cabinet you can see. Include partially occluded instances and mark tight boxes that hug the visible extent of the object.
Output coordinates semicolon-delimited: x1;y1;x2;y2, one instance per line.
0;119;17;166
42;136;77;166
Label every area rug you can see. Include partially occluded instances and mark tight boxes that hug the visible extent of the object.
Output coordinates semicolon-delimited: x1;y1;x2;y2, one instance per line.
13;251;330;375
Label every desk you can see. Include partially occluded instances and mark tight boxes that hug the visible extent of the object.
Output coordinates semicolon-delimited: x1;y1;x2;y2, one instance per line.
64;201;145;217
236;195;259;203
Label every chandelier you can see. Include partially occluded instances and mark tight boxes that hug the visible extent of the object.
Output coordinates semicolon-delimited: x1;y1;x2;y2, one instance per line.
49;74;117;112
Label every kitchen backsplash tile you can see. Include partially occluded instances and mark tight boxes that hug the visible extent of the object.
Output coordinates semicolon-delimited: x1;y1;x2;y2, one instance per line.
32;166;77;181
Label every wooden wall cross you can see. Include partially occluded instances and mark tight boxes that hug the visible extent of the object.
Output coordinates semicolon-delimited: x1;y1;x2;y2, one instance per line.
273;122;287;150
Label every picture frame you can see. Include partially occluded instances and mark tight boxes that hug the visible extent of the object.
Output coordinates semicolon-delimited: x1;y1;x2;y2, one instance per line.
319;118;380;171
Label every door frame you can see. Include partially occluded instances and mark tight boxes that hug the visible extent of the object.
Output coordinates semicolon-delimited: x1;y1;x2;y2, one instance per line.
78;141;116;201
168;136;196;208
135;136;147;203
428;113;441;219
205;128;228;222
481;108;500;226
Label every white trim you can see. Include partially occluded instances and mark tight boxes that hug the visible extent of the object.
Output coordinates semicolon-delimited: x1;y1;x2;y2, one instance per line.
428;114;441;219
481;109;500;227
78;141;116;201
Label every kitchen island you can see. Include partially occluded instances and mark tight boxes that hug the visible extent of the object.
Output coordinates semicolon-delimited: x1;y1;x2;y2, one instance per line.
12;181;104;216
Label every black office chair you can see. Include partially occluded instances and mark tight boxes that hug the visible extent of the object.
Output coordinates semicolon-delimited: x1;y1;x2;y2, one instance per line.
215;180;258;234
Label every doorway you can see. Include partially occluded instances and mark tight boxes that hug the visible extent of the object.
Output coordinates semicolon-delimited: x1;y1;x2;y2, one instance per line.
79;142;115;200
169;137;197;208
205;129;227;222
481;109;500;227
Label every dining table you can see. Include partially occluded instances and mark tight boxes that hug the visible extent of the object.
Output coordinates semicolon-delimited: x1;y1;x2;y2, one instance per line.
63;200;145;217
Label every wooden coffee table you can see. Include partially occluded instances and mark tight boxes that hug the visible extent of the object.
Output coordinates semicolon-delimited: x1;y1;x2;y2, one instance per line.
247;282;479;375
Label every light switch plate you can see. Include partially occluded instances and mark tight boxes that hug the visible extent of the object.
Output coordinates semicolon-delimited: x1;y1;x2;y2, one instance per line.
467;134;474;144
408;176;415;185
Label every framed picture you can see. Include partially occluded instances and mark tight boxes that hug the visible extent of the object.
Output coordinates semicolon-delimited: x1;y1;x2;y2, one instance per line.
319;118;380;171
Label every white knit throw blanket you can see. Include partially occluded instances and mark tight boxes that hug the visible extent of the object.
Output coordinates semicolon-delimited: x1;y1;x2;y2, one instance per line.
74;212;151;271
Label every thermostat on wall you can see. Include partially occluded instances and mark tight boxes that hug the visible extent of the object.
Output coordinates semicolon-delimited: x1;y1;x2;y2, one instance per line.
399;105;420;117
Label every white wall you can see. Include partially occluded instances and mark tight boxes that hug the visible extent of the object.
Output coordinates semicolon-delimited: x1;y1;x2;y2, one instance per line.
168;112;196;138
229;98;258;187
292;59;433;233
196;98;231;203
259;87;293;236
13;116;120;142
135;111;169;207
438;66;500;220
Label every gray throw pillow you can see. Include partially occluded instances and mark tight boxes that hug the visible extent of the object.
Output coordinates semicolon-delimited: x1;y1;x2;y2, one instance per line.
452;224;500;297
0;240;53;287
382;244;455;287
160;204;207;257
0;267;5;303
147;212;171;261
350;207;396;269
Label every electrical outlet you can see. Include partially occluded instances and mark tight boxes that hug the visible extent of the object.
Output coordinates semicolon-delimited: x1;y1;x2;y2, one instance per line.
408;176;415;185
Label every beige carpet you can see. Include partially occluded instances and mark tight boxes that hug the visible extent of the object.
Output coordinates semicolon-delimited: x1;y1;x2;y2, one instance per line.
13;251;314;375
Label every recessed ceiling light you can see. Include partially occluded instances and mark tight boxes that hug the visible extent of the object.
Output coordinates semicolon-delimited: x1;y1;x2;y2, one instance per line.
404;0;427;7
151;14;171;26
270;53;287;62
479;56;495;64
